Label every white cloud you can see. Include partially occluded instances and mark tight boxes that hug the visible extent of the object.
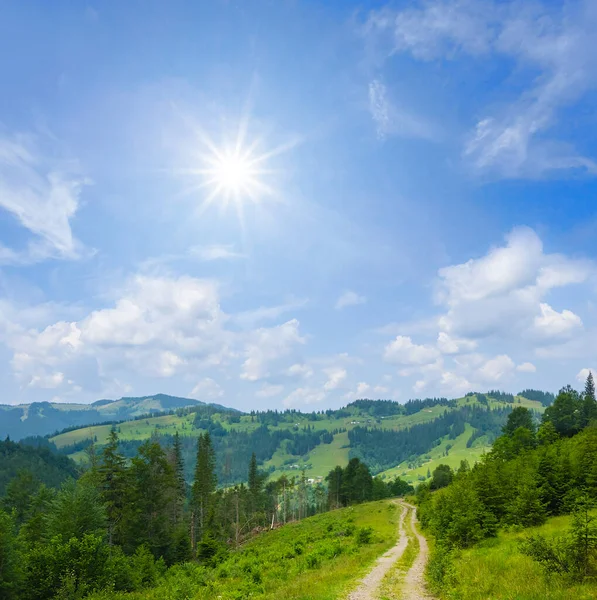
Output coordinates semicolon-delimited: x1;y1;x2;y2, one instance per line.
323;366;347;391
368;79;437;140
366;0;597;177
241;319;305;381
384;335;440;365
577;368;596;383
27;371;64;389
286;363;314;379
437;332;477;354
256;384;284;398
533;303;583;338
516;362;536;373
190;377;223;400
373;385;389;395
477;354;515;383
335;290;367;310
3;275;309;396
0;133;89;262
436;227;592;340
283;387;326;408
356;382;371;396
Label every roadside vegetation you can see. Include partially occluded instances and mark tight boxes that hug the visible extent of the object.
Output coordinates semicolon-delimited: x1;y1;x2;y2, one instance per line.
417;374;597;600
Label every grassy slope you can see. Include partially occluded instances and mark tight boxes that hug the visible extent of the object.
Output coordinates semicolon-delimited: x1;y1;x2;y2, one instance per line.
379;424;490;484
437;513;597;600
51;395;545;480
90;500;400;600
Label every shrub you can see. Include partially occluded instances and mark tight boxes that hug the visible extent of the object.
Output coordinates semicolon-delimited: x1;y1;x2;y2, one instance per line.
355;527;373;545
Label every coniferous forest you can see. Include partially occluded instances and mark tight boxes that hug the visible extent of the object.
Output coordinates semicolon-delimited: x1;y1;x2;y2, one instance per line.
0;424;410;599
417;374;597;592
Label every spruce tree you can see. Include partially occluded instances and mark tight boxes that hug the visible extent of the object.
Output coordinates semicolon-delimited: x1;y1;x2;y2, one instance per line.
172;432;186;521
581;372;597;428
99;428;127;546
247;452;263;519
191;432;217;546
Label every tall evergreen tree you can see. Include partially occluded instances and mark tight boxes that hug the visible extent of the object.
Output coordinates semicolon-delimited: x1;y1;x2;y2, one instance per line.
171;432;186;522
191;432;217;548
581;372;597;428
99;428;127;546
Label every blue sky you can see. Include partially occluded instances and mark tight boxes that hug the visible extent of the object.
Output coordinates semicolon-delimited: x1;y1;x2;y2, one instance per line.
1;0;597;410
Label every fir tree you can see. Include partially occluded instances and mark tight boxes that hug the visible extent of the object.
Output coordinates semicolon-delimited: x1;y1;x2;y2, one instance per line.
99;428;127;546
581;372;597;428
191;432;217;547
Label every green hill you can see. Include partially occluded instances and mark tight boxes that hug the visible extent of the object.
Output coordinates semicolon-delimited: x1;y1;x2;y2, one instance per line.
43;391;548;486
0;394;221;440
0;438;78;496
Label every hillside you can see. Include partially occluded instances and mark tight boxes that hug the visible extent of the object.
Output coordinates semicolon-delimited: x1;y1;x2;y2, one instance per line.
0;438;78;496
45;391;549;486
0;394;216;440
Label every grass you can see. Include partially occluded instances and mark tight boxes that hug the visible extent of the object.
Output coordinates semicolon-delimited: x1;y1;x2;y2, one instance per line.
434;513;597;600
379;506;419;600
380;424;490;484
89;500;400;600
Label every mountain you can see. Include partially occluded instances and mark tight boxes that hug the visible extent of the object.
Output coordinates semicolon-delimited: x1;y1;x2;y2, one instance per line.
44;390;552;486
0;394;217;440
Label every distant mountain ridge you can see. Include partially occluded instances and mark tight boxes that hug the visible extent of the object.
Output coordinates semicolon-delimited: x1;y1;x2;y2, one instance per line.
0;393;232;440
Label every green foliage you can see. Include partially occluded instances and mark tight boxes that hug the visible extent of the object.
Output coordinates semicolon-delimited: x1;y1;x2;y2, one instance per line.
521;496;597;582
0;438;78;497
0;509;22;599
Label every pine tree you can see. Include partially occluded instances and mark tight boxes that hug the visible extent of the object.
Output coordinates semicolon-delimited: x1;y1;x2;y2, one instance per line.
581;372;597;428
99;428;127;546
172;432;186;522
191;432;217;548
247;452;263;520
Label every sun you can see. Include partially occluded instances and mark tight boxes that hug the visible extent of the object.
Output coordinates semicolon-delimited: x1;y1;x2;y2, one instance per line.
207;150;261;197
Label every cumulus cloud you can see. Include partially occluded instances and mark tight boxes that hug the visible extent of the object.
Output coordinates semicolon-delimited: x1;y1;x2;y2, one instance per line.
286;363;314;379
436;227;591;341
365;0;597;177
533;303;583;338
283;387;326;408
380;227;593;398
256;384;285;398
3;275;309;397
516;362;536;373
577;368;596;383
477;354;515;382
323;366;347;391
384;335;440;365
241;319;305;382
0;132;89;262
335;290;367;310
190;377;223;400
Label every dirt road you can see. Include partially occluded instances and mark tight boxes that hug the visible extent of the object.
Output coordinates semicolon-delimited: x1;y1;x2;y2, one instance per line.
401;502;434;600
345;501;435;600
346;501;409;600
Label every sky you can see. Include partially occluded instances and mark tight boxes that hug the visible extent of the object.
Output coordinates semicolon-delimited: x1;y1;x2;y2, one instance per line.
1;0;597;410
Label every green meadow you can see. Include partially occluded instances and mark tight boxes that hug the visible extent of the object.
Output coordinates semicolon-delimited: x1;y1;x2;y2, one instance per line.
88;500;400;600
433;513;597;600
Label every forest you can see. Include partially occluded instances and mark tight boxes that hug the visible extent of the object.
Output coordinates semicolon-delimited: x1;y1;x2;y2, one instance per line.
417;374;597;592
0;424;410;599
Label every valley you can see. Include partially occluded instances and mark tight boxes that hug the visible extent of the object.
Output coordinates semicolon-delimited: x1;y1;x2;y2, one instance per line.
37;391;546;486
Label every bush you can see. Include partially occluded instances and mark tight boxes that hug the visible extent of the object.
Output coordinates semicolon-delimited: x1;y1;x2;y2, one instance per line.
355;527;373;545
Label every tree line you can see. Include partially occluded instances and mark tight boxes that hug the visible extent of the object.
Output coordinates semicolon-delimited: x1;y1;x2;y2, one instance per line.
0;425;411;599
418;374;597;586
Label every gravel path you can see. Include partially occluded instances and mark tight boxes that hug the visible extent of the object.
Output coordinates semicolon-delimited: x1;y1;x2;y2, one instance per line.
346;501;409;600
401;502;435;600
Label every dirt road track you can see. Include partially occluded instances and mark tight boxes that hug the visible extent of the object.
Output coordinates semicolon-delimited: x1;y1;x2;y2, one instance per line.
346;502;408;600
